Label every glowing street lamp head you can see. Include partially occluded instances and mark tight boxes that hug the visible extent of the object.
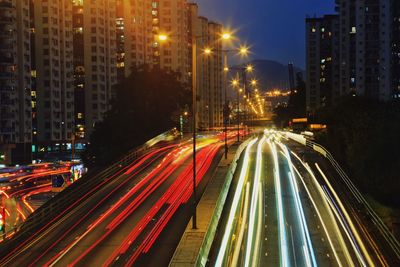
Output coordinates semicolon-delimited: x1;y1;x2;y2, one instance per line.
246;64;254;72
204;48;212;55
224;66;229;72
251;79;257;86
222;32;232;40
231;79;239;86
239;45;249;56
158;34;168;42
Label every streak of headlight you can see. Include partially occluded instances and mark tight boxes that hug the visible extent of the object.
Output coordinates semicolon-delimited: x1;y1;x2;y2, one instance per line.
268;140;289;267
244;135;266;267
215;138;258;267
290;163;345;267
281;144;317;267
315;163;374;267
290;151;354;267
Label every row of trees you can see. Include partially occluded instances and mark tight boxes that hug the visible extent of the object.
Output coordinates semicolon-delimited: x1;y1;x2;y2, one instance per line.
83;67;190;166
315;97;400;207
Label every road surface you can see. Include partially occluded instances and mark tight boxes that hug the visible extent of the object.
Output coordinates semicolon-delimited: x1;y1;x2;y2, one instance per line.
209;130;397;267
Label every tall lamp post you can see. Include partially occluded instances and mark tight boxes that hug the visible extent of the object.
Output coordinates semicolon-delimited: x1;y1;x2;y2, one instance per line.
157;33;200;229
220;38;249;152
229;63;253;141
191;35;198;229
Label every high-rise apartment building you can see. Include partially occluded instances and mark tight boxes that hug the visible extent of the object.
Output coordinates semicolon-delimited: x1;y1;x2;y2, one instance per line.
32;0;74;145
392;0;400;98
116;0;125;81
336;0;357;97
72;0;117;140
122;0;190;81
189;3;223;129
0;0;32;164
355;0;392;100
306;0;400;108
207;21;223;127
334;0;395;101
306;15;340;113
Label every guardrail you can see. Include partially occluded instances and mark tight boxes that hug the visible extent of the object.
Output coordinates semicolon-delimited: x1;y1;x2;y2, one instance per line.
195;138;253;267
283;131;400;260
0;129;180;254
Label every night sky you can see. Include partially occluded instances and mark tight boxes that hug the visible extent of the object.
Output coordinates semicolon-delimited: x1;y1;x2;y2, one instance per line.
196;0;335;69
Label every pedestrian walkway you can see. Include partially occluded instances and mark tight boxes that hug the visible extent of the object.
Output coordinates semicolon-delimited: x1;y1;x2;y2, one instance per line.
169;143;241;267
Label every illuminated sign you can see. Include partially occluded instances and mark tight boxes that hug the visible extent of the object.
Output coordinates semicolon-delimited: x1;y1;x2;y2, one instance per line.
292;118;308;123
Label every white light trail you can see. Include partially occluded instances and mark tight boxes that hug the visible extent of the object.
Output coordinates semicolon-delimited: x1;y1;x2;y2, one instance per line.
290;151;355;267
231;182;250;267
269;140;289;267
281;144;317;267
315;163;374;267
244;135;266;267
215;138;258;267
290;163;345;267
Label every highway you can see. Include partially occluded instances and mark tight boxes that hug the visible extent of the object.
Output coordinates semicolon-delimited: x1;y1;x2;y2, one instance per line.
0;132;235;266
0;163;77;239
209;129;397;267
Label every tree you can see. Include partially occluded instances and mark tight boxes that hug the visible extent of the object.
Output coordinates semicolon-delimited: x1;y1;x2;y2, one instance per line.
315;96;400;207
83;66;191;166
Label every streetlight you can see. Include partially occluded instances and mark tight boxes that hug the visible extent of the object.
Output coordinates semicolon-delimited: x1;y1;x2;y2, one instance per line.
158;33;201;229
203;47;212;55
157;34;168;42
228;63;255;141
246;64;253;73
239;45;249;56
221;33;249;157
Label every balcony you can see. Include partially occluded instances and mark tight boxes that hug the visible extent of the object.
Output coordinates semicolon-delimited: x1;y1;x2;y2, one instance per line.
0;42;13;50
0;85;13;91
0;1;13;8
0;55;13;64
0;98;13;105
0;72;14;79
0;112;14;119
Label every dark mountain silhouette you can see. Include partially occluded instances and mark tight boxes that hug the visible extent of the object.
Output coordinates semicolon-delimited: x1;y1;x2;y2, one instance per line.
230;59;304;92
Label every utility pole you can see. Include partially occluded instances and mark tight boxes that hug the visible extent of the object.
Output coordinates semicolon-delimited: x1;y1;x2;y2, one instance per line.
191;36;197;230
223;50;228;158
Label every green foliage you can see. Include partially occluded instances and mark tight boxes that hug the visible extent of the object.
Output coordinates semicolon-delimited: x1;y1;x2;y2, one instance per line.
83;66;191;166
316;96;400;207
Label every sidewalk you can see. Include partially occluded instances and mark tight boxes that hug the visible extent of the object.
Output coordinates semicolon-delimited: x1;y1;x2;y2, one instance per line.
169;143;241;267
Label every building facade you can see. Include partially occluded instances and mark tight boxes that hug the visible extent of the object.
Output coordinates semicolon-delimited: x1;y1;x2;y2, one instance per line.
306;15;340;113
306;0;400;110
207;21;223;127
189;3;223;129
0;0;32;164
33;0;74;145
334;0;397;101
72;0;117;140
1;0;223;164
121;0;190;82
392;0;400;98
